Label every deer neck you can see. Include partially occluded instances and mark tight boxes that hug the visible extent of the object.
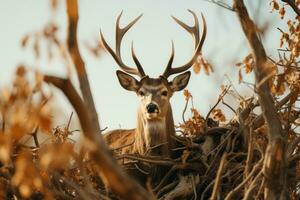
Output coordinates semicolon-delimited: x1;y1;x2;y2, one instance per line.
134;104;175;157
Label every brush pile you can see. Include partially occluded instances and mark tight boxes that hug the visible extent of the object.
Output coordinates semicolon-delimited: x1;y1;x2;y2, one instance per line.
0;67;299;200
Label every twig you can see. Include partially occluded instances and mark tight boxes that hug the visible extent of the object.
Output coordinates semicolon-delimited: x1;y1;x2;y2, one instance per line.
32;127;40;148
268;55;298;70
205;86;229;130
207;129;234;157
222;100;236;114
157;180;179;198
224;159;262;200
210;153;227;200
66;112;73;131
192;175;197;200
254;177;265;199
201;180;215;200
154;166;176;192
252;90;297;129
111;140;135;152
203;0;235;11
287;136;300;156
238;98;255;149
134;163;150;175
242;170;263;200
182;96;190;123
159;174;199;200
100;126;108;132
244;127;253;177
146;142;169;154
117;154;175;166
282;0;300;16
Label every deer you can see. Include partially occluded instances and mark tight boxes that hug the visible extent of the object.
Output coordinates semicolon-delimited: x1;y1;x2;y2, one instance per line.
101;10;207;159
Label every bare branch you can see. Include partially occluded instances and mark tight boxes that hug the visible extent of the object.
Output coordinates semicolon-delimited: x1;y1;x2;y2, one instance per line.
234;0;283;140
233;0;287;199
203;0;235;11
66;0;101;133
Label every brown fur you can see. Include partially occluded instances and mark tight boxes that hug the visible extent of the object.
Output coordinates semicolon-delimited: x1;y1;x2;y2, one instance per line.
104;105;175;157
104;129;135;154
104;75;188;157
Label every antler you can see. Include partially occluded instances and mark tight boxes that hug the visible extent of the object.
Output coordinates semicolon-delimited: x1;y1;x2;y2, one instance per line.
100;12;146;78
162;10;207;78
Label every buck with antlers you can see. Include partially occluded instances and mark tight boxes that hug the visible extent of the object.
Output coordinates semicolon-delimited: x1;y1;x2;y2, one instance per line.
101;10;207;158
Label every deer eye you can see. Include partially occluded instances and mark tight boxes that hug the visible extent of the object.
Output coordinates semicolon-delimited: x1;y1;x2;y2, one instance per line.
139;91;145;96
161;91;168;96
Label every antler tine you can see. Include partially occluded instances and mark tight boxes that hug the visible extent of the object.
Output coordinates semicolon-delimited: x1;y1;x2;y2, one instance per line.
171;10;200;47
100;12;145;77
163;11;207;78
163;41;175;77
115;12;143;56
131;42;146;77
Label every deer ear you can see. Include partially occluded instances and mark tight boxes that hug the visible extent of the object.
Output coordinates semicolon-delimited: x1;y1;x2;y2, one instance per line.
116;70;140;91
169;71;191;91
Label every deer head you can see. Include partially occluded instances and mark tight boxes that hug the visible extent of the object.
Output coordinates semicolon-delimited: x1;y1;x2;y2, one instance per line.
101;10;207;156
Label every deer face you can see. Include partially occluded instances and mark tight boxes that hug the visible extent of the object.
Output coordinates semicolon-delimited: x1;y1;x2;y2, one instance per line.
116;70;191;121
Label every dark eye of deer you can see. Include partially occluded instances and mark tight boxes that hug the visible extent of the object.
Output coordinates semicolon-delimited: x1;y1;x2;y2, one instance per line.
161;91;168;96
139;91;145;96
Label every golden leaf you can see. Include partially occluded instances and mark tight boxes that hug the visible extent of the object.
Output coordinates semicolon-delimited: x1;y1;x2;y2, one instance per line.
245;63;253;74
270;83;277;94
19;184;31;198
183;89;191;101
193;62;201;74
212;108;226;122
270;0;279;11
279;7;285;19
277;83;286;95
21;35;30;48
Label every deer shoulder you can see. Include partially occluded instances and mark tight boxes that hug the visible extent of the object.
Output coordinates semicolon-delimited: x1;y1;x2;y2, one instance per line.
103;129;135;154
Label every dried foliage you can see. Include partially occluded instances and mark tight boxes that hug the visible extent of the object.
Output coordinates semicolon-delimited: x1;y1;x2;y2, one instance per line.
193;54;213;75
1;0;300;199
0;68;88;199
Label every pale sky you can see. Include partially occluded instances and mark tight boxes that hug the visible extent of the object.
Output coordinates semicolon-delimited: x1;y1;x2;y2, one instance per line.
0;0;293;130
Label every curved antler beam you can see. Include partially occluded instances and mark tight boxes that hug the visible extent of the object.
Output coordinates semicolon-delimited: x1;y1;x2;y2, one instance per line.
100;12;146;78
163;10;207;78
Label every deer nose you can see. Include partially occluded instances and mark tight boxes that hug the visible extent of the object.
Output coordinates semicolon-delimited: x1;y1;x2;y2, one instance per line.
146;103;158;113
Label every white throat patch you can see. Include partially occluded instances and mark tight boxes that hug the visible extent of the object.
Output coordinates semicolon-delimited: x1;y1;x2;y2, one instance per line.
144;119;167;148
145;120;165;134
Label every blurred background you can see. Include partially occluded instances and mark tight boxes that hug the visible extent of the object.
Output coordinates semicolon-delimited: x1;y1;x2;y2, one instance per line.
0;0;292;131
